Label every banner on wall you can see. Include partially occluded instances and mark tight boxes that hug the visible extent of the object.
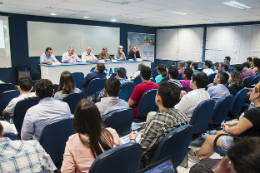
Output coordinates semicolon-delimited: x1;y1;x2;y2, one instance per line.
127;32;155;62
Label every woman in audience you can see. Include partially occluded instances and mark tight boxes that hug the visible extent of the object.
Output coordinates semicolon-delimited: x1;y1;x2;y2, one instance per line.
252;57;260;73
186;60;193;68
228;71;243;96
155;64;167;83
181;68;193;92
188;82;260;163
234;64;245;78
54;71;81;100
61;98;122;172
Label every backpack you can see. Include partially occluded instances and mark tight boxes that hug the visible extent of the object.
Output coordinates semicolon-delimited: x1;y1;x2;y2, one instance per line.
189;158;221;173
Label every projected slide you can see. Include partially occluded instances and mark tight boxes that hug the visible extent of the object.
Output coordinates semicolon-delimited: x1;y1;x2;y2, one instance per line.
0;16;11;68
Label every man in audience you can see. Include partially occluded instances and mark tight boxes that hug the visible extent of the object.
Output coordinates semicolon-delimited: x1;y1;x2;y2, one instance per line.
0;122;55;172
191;62;198;72
81;47;98;63
98;47;113;61
242;62;256;79
247;57;254;69
224;56;231;69
178;61;185;74
62;46;81;63
2;77;35;118
128;66;159;118
128;46;141;60
202;60;214;75
207;72;230;106
129;82;187;168
81;63;106;93
114;45;126;61
175;72;210;122
218;62;229;74
167;65;183;87
96;77;129;119
214;62;219;73
40;47;59;64
21;79;71;140
130;63;145;81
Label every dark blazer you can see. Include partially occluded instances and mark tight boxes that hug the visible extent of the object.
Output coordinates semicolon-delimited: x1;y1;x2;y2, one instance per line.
128;51;141;60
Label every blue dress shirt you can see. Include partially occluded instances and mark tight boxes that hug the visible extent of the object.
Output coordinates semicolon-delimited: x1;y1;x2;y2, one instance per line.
40;53;58;64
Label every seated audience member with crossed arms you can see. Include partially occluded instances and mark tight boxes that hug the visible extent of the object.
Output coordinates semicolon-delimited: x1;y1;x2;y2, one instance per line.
128;46;141;60
129;82;187;168
128;66;159;118
62;46;81;63
21;79;71;141
167;65;183;87
81;47;98;63
40;47;59;64
98;48;113;61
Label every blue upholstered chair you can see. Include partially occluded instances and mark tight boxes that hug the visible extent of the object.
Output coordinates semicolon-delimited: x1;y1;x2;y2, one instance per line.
0;90;19;113
208;73;216;84
177;72;183;80
152;67;159;79
37;59;41;73
159;76;168;83
72;72;84;89
62;93;87;114
40;118;75;167
152;125;194;167
150;78;156;83
243;76;251;88
248;76;260;88
118;82;136;101
180;87;187;91
228;88;248;119
0;83;17;94
53;84;59;94
86;78;106;96
138;89;158;118
3;132;19;140
89;142;142;173
134;75;142;85
103;108;133;136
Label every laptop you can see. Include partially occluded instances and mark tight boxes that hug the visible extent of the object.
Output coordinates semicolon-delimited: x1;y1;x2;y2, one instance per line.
137;156;178;173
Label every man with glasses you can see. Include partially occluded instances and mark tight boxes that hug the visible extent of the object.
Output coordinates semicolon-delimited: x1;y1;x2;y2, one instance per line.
114;45;126;61
98;48;113;61
81;47;98;63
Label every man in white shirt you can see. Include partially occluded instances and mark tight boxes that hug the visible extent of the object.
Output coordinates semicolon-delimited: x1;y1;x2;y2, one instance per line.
62;46;81;63
3;77;35;118
81;47;98;63
40;47;59;64
175;72;210;122
202;60;214;75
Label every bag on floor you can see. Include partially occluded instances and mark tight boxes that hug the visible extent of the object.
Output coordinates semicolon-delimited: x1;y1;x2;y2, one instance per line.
189;158;220;173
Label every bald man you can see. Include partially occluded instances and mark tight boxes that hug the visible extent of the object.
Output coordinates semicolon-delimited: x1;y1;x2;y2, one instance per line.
114;45;126;61
81;47;98;63
62;46;81;63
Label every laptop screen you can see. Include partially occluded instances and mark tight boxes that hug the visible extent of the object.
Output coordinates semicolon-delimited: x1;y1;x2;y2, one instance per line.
137;156;177;173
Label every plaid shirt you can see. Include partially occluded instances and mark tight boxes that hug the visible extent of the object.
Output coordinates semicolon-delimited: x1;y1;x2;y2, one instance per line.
139;107;188;168
0;138;55;173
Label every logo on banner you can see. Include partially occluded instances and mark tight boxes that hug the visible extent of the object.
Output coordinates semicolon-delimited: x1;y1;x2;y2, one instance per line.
90;67;118;76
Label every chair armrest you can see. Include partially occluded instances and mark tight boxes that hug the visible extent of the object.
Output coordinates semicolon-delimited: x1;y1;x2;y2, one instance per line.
213;133;239;156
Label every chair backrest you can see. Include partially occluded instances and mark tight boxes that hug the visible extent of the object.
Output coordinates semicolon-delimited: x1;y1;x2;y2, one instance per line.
118;82;136;101
248;76;260;88
230;88;248;116
0;83;16;94
159;76;168;83
243;76;251;88
3;132;19;140
152;67;159;79
40;118;75;164
53;84;59;94
87;78;106;96
72;72;84;89
177;72;183;80
208;73;216;84
150;78;156;83
62;93;87;114
0;90;20;113
13;97;40;135
103;108;133;135
189;99;215;134
138;89;158;117
134;75;142;85
37;59;41;72
180;87;187;91
211;94;234;125
152;125;194;167
89;143;142;173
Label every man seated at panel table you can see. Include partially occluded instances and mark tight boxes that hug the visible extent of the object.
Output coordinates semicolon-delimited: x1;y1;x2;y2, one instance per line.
81;47;98;63
114;45;126;61
40;47;59;64
21;79;71;141
98;47;113;61
62;46;81;63
128;46;142;60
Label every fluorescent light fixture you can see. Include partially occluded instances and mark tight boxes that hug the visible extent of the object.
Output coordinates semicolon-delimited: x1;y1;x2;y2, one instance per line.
204;19;222;23
111;19;117;22
83;16;89;19
159;9;189;15
223;1;251;9
103;0;128;4
50;13;57;16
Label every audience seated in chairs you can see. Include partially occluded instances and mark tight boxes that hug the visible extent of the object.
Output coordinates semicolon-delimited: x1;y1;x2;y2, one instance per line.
128;66;159;118
21;79;71;141
0;122;55;172
178;61;185;74
54;71;81;100
181;67;193;92
167;65;183;87
2;77;35;119
155;64;167;84
188;83;260;163
130;63;145;81
242;62;256;79
214;62;219;73
252;57;260;73
81;63;106;93
95;77;129;119
175;72;210;122
129;82;187;168
61;98;122;172
234;64;245;78
228;71;243;96
203;60;214;75
191;62;198;73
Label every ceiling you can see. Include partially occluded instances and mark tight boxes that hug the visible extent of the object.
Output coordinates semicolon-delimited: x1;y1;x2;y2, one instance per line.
1;0;260;27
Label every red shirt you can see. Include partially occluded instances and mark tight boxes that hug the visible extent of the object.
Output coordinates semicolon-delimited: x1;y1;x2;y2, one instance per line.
130;82;159;118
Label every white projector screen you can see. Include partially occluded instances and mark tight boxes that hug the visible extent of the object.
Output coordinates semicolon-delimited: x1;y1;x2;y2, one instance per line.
27;21;120;57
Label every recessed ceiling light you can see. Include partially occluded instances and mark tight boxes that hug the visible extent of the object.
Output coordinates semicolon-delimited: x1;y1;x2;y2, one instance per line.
111;19;117;22
50;13;57;16
83;16;89;19
223;1;251;9
159;9;189;15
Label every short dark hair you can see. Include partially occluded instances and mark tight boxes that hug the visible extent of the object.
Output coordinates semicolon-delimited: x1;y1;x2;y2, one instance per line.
234;64;243;72
253;57;260;68
214;62;219;68
18;77;32;92
247;57;252;62
186;60;193;68
204;60;212;68
105;77;121;97
227;137;260;173
216;72;229;85
192;72;208;88
225;56;231;62
158;82;180;108
242;62;250;68
97;63;106;73
45;47;52;52
102;48;107;51
220;62;229;71
157;64;167;77
140;66;151;80
183;68;193;80
35;79;53;99
168;65;178;79
192;62;198;70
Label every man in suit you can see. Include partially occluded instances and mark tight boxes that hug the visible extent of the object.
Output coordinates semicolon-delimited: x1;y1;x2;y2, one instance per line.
128;46;141;60
98;48;113;61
